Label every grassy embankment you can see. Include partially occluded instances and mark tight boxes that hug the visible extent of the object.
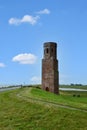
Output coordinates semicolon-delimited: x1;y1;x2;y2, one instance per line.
0;86;87;130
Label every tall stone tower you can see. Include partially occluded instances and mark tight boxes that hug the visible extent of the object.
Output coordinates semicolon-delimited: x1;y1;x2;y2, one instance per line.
42;42;59;94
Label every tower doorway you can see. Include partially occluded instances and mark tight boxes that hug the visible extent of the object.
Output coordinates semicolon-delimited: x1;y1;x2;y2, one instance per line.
46;87;49;91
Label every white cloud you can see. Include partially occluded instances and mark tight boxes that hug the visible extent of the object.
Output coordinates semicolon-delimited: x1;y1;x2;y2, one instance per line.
21;15;40;25
30;76;41;84
9;18;20;25
36;9;50;14
9;9;50;26
0;63;5;67
12;53;37;64
9;15;40;25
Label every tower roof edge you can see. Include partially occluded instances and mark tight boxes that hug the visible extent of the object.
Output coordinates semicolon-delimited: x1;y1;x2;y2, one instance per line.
44;42;57;47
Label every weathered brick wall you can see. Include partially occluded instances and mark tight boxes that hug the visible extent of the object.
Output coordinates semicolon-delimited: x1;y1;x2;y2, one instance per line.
42;42;59;94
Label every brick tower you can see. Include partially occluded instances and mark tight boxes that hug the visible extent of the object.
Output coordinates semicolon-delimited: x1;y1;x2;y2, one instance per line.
42;42;59;94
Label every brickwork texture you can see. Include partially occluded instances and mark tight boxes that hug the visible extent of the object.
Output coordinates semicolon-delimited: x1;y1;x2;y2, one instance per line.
42;42;59;94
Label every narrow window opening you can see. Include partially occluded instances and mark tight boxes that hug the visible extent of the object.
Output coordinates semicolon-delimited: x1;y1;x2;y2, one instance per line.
46;48;49;53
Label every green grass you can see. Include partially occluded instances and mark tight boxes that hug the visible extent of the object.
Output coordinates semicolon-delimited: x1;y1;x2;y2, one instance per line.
0;87;87;130
19;87;87;110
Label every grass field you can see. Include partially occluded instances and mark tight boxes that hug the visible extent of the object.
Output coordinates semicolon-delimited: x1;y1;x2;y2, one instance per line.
0;86;87;130
60;84;87;89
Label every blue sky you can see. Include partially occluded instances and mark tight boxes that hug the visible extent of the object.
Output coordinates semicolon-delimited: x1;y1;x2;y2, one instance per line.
0;0;87;86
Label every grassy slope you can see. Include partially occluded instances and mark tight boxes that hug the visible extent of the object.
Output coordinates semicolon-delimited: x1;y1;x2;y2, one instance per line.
0;87;87;130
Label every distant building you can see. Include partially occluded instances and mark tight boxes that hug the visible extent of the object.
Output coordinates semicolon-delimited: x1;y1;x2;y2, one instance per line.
42;42;59;94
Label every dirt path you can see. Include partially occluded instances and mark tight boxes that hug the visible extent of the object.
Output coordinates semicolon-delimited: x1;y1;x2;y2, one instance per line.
17;93;87;113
